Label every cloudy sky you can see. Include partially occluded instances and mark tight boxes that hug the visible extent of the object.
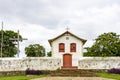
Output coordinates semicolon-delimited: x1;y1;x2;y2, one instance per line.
0;0;120;57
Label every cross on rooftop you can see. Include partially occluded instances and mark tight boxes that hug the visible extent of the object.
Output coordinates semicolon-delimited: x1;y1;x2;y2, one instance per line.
10;30;27;57
66;26;70;31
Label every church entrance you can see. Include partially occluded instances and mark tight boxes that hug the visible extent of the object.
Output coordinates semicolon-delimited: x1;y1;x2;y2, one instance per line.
62;54;72;68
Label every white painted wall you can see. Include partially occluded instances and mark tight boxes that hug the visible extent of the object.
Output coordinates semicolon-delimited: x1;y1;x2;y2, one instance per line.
78;57;120;69
0;57;120;71
0;57;61;71
51;33;83;67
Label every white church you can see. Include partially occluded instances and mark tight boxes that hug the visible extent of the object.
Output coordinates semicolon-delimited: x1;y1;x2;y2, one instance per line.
48;31;87;69
0;30;120;71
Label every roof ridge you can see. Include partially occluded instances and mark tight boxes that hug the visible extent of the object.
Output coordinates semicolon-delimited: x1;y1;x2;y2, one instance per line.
48;31;87;46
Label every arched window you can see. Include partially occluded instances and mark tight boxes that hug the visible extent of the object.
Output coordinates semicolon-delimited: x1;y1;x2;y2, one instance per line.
59;43;65;52
70;43;76;52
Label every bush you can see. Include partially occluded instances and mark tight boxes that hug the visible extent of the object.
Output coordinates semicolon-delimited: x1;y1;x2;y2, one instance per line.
25;70;43;75
108;68;120;74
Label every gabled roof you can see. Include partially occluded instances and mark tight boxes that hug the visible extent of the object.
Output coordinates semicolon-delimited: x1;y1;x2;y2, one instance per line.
48;31;87;46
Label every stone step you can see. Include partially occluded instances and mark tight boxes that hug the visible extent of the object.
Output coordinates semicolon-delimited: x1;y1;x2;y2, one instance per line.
50;69;98;77
50;74;97;77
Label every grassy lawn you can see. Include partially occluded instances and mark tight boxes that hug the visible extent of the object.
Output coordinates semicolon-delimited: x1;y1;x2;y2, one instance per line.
98;72;120;80
1;72;120;80
0;75;47;80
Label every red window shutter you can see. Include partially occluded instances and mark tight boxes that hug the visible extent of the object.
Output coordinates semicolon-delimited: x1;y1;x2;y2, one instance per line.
70;43;76;52
59;43;65;52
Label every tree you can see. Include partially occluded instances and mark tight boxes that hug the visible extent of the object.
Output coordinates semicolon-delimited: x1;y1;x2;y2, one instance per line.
47;51;52;57
84;32;120;56
0;30;22;57
25;44;45;57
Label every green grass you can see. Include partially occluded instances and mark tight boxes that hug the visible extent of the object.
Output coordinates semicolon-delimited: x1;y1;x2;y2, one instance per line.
98;72;120;80
0;75;47;80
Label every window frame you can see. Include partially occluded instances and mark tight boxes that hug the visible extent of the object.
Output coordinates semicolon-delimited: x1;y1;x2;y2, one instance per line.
59;43;65;52
70;43;76;52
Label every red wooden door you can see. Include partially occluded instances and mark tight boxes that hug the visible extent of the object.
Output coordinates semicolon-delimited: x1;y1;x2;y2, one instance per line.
63;54;72;68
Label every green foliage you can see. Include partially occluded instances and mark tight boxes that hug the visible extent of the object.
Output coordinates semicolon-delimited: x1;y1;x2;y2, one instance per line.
84;32;120;56
0;30;22;57
47;51;52;57
25;44;45;57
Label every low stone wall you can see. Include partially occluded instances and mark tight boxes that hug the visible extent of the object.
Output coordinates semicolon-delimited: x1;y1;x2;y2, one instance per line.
0;57;120;71
0;57;61;71
0;71;25;76
79;57;120;69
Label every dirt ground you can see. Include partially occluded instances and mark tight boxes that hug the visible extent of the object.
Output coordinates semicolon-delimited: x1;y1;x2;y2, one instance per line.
31;77;114;80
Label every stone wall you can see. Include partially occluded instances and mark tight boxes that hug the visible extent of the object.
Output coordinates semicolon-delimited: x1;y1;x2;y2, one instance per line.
0;71;25;76
79;57;120;69
0;57;61;71
0;57;120;71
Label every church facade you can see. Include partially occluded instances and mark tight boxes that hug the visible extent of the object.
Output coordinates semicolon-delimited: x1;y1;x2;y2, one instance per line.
0;31;120;71
48;31;87;69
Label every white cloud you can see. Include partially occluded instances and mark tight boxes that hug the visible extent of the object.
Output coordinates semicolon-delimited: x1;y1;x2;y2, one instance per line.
0;0;120;57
